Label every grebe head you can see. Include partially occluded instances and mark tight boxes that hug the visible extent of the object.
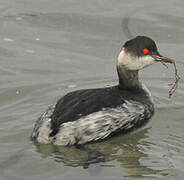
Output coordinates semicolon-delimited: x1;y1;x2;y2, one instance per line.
118;36;172;70
117;36;173;89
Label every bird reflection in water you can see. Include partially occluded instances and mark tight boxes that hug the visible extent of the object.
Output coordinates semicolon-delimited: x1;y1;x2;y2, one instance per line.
35;128;167;177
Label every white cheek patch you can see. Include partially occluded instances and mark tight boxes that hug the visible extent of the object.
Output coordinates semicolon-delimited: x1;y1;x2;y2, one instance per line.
118;49;155;70
129;55;155;70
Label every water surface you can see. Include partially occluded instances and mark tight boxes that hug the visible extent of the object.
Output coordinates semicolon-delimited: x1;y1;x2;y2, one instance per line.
0;0;184;179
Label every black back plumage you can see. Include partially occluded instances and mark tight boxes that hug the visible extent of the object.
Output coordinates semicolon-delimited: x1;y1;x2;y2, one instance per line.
50;86;153;137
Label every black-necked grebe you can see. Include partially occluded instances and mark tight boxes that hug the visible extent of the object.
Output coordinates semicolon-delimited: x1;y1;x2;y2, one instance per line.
31;36;173;146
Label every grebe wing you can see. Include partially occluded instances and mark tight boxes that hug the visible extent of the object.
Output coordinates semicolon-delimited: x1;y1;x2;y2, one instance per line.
50;86;125;136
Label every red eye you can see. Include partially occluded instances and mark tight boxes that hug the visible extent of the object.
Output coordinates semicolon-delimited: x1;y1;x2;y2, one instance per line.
142;48;149;54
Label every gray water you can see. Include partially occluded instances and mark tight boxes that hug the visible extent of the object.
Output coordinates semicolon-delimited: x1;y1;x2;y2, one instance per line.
0;0;184;179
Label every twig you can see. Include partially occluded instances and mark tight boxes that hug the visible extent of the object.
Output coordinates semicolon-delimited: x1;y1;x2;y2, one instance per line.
168;61;181;98
160;60;181;98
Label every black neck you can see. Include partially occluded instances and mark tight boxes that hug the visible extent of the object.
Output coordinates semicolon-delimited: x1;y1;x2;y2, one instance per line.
117;66;141;89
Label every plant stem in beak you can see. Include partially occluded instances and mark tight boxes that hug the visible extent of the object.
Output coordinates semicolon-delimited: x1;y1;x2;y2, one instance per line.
151;55;181;98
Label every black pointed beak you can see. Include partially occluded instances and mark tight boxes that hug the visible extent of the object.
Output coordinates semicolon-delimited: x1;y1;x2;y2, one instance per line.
151;52;174;64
